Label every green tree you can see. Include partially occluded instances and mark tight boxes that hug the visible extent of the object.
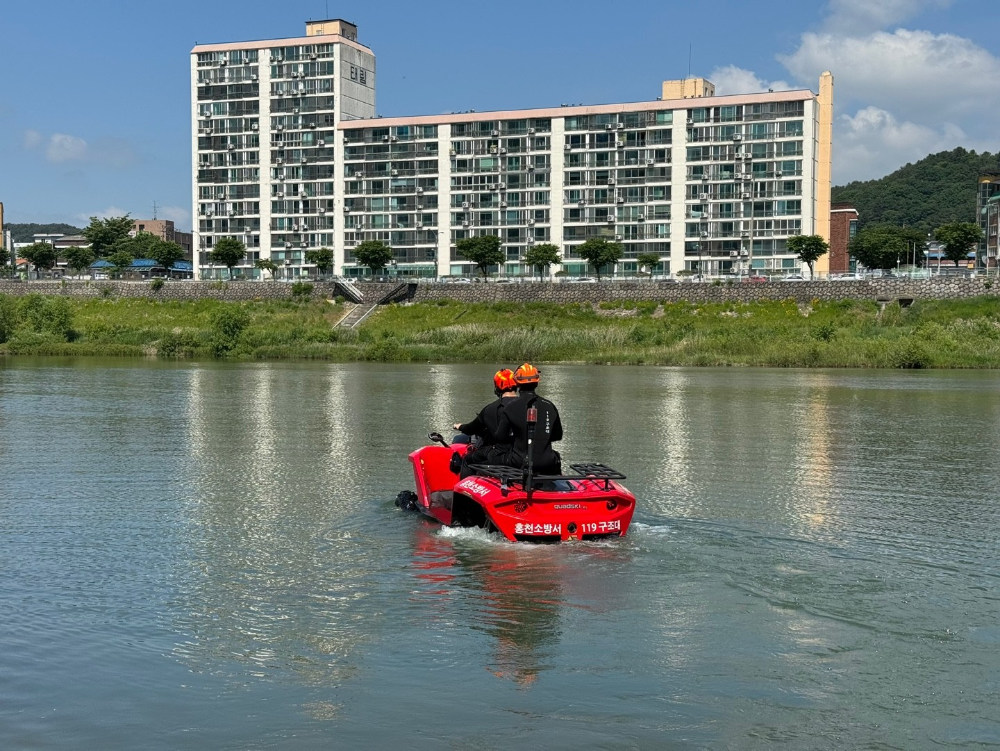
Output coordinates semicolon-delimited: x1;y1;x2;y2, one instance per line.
305;247;334;278
786;235;830;279
353;240;394;276
108;249;135;279
0;251;11;278
523;243;561;280
149;240;185;274
21;242;59;279
576;237;623;280
64;246;97;276
254;258;278;279
456;235;504;279
81;215;133;257
636;251;661;280
935;222;983;267
850;225;909;271
118;231;160;260
208;237;246;279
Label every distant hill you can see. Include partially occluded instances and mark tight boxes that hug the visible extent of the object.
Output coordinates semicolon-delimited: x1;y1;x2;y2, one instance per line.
6;223;84;244
832;148;1000;232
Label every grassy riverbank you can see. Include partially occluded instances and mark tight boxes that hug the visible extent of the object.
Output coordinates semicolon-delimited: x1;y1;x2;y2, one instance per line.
2;293;1000;368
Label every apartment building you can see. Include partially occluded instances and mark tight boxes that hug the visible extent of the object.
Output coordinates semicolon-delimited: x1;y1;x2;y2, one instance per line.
977;172;1000;269
191;19;375;279
339;73;833;279
190;18;831;280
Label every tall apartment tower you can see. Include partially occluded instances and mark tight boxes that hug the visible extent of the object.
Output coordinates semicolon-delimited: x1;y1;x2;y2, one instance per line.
191;20;375;279
338;73;833;280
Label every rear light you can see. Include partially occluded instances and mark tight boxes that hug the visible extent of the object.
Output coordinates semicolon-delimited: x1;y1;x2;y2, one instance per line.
606;499;618;511
514;500;528;513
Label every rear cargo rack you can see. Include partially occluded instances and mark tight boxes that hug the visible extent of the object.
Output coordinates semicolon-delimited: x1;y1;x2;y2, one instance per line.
466;462;626;493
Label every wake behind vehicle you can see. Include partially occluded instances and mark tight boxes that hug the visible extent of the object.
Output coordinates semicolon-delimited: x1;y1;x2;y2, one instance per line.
398;433;636;543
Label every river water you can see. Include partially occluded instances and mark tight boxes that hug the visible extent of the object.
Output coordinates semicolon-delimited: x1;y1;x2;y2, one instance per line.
1;360;998;750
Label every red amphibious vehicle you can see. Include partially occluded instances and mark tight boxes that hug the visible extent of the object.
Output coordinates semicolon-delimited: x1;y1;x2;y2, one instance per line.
398;433;636;543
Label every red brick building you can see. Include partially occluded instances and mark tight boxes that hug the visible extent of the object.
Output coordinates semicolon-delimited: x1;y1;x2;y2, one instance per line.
829;203;859;274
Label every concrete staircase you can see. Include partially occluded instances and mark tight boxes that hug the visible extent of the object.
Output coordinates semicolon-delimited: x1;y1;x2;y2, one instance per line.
338;302;380;329
336;282;413;329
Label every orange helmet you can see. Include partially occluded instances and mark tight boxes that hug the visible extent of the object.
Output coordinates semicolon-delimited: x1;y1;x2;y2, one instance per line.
493;368;517;393
513;363;540;385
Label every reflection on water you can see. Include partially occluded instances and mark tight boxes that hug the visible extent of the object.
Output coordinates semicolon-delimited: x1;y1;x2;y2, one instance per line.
411;527;563;687
2;361;1000;749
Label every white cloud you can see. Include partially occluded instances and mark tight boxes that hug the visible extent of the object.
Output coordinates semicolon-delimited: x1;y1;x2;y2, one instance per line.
75;206;132;223
780;29;1000;120
709;65;792;96
834;106;968;183
46;133;89;163
823;0;954;35
158;206;191;229
23;130;43;149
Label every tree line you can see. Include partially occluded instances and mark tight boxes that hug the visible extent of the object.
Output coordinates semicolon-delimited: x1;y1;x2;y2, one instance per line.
850;222;983;270
11;215;186;279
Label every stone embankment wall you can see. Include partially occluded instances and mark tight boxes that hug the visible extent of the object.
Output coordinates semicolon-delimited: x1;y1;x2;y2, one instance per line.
0;278;995;305
0;280;352;301
408;278;997;304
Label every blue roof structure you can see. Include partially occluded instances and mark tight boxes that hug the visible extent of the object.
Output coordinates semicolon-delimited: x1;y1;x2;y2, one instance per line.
89;258;194;271
927;251;976;259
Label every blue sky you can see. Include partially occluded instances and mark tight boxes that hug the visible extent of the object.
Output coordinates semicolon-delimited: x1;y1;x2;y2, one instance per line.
1;0;997;230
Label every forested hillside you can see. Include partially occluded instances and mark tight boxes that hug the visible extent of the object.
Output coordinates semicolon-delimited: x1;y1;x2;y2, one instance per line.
832;148;1000;231
6;223;83;243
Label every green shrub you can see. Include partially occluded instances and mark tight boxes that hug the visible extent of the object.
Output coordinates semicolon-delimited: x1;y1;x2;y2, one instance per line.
363;335;403;361
150;278;165;292
334;295;346;304
210;305;251;357
156;330;201;358
18;294;74;340
208;280;227;290
811;322;836;342
99;285;114;298
894;338;930;369
0;295;19;343
291;282;314;297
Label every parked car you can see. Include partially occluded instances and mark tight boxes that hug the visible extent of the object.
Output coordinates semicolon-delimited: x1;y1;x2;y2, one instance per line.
780;274;806;282
566;277;598;284
832;273;863;281
745;275;769;283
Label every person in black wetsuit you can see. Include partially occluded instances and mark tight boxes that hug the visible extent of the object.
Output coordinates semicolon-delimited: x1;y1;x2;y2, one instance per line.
494;363;563;476
453;369;518;478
